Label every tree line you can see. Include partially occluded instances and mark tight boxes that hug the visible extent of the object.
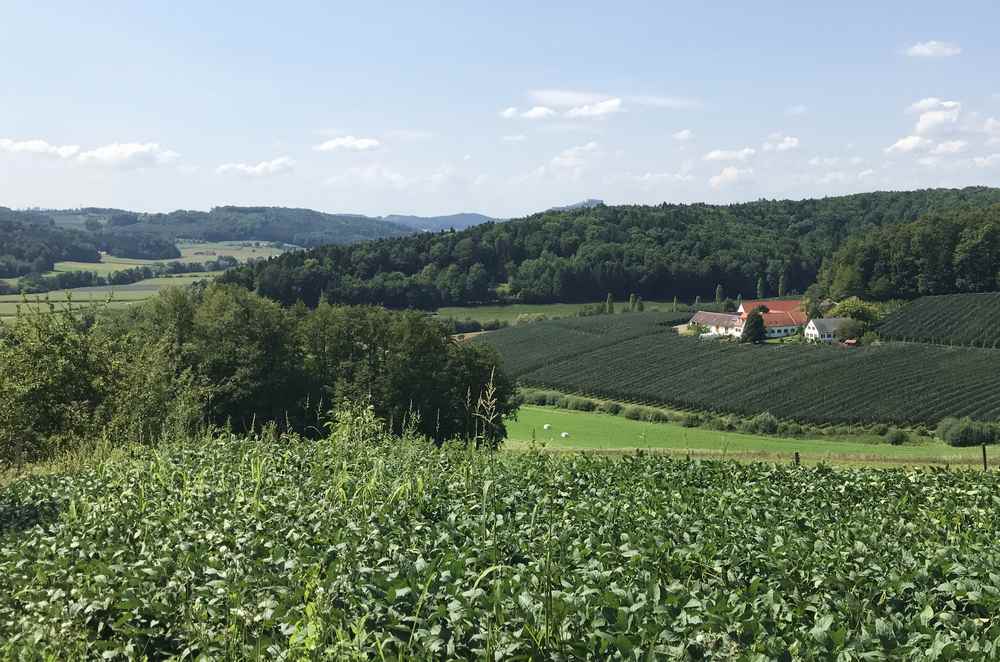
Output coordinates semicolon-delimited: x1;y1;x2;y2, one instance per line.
811;204;1000;301
0;284;516;467
221;187;1000;310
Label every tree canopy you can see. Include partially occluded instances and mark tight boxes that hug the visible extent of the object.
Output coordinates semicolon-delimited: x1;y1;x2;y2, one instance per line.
221;187;1000;309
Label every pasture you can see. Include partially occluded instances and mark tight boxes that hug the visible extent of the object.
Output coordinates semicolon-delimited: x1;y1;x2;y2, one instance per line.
507;405;985;466
0;273;219;321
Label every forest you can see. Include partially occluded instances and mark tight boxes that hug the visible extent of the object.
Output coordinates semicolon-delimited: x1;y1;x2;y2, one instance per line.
221;187;1000;309
813;204;1000;300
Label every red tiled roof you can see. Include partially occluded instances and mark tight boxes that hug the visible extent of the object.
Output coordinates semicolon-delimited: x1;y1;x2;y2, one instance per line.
738;299;803;313
736;299;807;328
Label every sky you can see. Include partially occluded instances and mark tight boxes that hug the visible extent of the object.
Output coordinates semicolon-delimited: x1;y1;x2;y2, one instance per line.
1;0;999;218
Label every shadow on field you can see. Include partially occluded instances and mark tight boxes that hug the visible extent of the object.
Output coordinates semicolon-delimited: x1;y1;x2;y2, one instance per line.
0;497;64;536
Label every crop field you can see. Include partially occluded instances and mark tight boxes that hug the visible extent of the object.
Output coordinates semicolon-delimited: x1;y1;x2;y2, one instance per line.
878;292;1000;347
0;273;219;322
3;430;1000;658
507;406;987;466
482;314;1000;425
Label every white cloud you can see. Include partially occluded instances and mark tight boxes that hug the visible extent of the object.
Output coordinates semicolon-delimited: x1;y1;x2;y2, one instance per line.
885;135;932;153
0;138;79;159
931;140;967;154
672;129;694;142
858;169;876;179
819;171;848;184
905;41;961;57
785;104;808;116
709;166;752;189
529;89;608;107
216;156;294;177
974;154;1000;168
762;134;799;152
916;108;961;135
808;156;840;167
502;134;526;142
521;106;557;120
907;97;960;113
327;164;411;189
314;135;381;152
500;107;519;119
550;141;599;169
630;95;703;110
704;147;755;162
77;142;179;168
565;97;623;118
985;118;1000;144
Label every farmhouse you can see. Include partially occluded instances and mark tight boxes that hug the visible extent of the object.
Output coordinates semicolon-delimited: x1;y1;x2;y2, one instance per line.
689;311;740;336
734;299;808;338
804;317;851;343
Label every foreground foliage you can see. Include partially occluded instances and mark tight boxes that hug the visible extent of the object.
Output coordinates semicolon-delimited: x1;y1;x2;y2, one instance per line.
2;416;1000;659
482;313;1000;425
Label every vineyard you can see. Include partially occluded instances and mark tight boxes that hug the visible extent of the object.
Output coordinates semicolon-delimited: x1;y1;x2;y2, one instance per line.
483;314;1000;424
4;421;1000;658
878;292;1000;347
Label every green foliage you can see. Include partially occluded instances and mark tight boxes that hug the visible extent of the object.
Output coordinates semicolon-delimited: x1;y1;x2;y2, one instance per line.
878;292;1000;347
715;283;724;304
223;188;1000;308
756;275;766;300
819;203;1000;300
937;417;999;447
740;310;766;343
5;430;1000;657
885;428;908;445
483;313;1000;425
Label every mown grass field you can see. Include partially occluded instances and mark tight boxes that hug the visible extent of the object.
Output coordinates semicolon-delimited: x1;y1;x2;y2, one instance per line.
3;428;1000;658
507;405;986;466
47;241;286;277
437;300;683;324
0;273;219;321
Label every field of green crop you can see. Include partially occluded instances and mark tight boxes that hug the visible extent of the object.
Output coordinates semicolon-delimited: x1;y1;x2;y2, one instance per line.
482;313;1000;425
47;241;286;277
3;426;1000;658
878;292;1000;348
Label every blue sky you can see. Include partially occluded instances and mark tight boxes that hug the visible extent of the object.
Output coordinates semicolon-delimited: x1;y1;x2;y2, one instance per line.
1;0;998;217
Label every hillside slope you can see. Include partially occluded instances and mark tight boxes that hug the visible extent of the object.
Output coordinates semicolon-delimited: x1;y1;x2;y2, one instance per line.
877;292;1000;347
222;187;1000;309
479;313;1000;425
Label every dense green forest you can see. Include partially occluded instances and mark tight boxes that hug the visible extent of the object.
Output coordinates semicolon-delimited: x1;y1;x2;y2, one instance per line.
221;187;1000;309
0;285;515;467
813;204;1000;300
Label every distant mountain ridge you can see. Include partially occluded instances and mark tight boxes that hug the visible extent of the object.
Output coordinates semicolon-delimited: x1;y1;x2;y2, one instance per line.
548;199;604;212
382;212;497;232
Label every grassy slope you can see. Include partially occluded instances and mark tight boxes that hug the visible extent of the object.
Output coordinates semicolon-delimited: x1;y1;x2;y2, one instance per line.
437;300;683;323
506;405;985;466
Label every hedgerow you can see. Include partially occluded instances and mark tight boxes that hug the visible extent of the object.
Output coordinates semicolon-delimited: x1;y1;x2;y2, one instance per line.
3;412;1000;657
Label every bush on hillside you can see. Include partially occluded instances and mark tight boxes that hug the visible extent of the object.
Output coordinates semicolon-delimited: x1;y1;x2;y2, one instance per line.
937;417;999;447
885;428;908;446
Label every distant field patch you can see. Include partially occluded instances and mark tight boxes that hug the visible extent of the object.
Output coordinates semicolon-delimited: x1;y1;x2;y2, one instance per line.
437;300;683;324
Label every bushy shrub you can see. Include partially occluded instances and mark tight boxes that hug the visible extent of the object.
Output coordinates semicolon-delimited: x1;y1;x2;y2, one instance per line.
597;401;622;415
562;396;597;412
885;428;908;445
746;412;780;435
622;406;647;421
871;423;889;436
645;408;675;423
521;390;562;406
481;319;505;331
679;413;701;428
937;417;999;447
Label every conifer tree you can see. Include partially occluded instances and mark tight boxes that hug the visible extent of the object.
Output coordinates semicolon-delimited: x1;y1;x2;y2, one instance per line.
715;284;724;304
778;272;787;297
605;293;614;314
756;276;766;300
